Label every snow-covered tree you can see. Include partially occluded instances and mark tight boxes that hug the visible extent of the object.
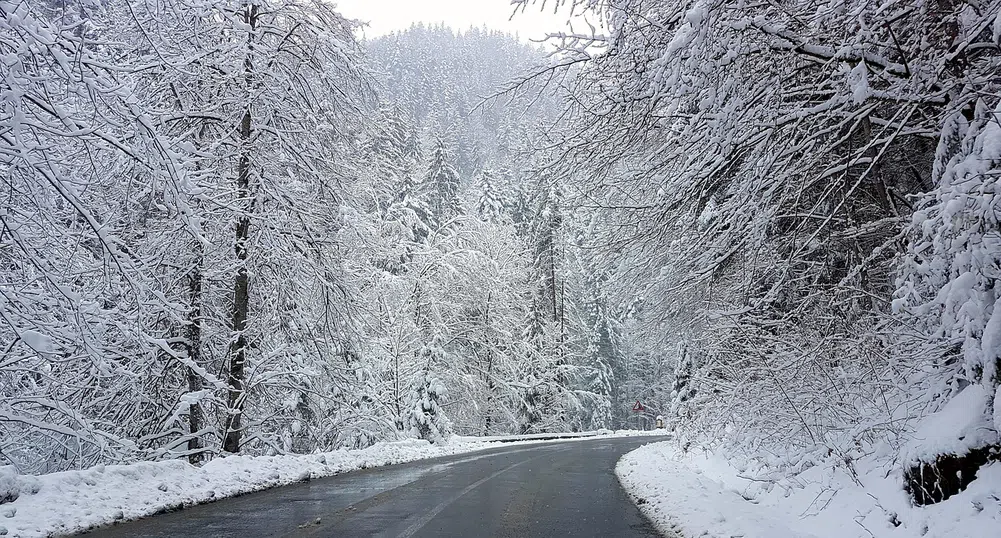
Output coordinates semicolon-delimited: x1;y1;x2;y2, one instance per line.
475;168;506;223
518;0;999;492
1;0;377;470
425;137;462;225
407;353;452;444
0;0;201;471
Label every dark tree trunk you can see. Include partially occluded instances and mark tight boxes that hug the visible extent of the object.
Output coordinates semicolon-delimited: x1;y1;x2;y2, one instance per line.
483;292;494;435
483;367;494;435
394;349;404;432
223;5;257;454
185;242;204;464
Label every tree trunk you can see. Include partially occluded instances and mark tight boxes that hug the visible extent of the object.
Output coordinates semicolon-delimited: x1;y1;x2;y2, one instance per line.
394;348;404;432
223;5;257;454
185;240;204;464
483;292;494;435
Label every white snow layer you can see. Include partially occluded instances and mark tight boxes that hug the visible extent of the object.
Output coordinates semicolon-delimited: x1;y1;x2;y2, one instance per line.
618;441;1001;538
902;384;999;464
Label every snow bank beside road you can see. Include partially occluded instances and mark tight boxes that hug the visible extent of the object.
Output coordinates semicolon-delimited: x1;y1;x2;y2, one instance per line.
2;439;488;537
1;430;661;537
617;441;1001;538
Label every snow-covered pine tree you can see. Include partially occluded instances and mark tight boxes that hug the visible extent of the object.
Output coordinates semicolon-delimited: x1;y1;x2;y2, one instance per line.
897;100;1001;401
895;99;1001;503
425;137;462;226
570;256;620;431
475;168;506;223
408;349;452;444
669;342;697;428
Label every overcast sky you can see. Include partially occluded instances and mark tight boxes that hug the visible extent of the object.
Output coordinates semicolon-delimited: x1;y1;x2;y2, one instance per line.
334;0;589;42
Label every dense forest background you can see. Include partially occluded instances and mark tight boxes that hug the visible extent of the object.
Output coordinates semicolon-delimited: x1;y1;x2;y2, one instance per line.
1;0;640;474
2;0;999;505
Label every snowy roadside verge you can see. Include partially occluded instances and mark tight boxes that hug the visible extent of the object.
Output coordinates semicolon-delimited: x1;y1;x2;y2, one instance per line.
616;441;1001;538
1;430;659;537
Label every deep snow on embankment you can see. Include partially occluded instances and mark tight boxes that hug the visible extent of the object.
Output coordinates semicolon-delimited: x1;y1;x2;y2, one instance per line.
617;440;1001;538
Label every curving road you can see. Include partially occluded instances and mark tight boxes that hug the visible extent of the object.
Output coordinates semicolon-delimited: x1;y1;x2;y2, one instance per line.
85;436;668;538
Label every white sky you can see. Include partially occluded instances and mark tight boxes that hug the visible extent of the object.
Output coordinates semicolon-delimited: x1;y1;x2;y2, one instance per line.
334;0;591;42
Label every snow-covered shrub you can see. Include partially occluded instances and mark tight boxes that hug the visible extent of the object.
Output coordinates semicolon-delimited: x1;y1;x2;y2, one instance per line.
0;467;37;506
408;364;452;445
895;100;1001;503
0;467;18;505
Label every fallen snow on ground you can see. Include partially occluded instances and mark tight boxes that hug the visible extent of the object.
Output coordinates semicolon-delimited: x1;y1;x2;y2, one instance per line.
618;441;1001;538
902;384;999;465
0;429;661;537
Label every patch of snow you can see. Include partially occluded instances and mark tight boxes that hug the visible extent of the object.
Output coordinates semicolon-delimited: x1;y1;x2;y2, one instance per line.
847;61;870;104
18;330;51;354
902;384;999;464
618;441;1001;538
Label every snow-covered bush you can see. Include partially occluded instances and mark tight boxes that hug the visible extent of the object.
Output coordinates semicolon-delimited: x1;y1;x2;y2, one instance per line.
895;100;1001;503
408;365;452;445
896;100;1001;415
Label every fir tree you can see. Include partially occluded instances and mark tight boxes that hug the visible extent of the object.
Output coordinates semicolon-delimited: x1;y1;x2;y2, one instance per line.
475;167;506;223
425;137;462;225
408;349;452;444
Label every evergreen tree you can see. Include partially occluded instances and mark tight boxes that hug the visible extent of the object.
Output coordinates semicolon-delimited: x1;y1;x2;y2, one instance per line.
475;168;506;223
425;137;462;225
408;349;452;444
669;342;697;428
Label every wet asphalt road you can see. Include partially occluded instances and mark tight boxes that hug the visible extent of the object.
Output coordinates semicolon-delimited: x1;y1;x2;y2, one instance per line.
85;436;667;538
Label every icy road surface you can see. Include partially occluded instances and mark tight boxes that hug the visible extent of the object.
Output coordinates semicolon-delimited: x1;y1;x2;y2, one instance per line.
85;436;668;538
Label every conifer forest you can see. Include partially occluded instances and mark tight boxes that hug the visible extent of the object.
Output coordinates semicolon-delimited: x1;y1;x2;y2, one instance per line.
2;0;1000;524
